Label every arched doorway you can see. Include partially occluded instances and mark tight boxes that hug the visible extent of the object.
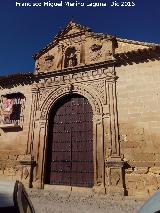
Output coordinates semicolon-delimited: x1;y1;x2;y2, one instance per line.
45;94;94;187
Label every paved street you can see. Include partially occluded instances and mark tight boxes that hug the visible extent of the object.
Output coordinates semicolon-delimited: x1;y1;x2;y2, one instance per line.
28;189;143;213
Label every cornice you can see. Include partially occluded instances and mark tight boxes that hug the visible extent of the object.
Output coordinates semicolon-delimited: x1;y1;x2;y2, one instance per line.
0;60;116;88
36;59;116;79
115;46;160;66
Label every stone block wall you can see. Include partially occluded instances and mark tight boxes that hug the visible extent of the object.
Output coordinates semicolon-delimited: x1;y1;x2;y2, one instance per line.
0;84;32;151
0;153;32;185
117;60;160;197
0;84;33;184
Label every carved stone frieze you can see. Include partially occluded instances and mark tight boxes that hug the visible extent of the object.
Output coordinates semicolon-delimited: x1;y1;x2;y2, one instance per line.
33;66;116;112
37;67;115;86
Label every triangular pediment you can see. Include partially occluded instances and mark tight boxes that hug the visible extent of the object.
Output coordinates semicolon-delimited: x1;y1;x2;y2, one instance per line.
54;21;91;39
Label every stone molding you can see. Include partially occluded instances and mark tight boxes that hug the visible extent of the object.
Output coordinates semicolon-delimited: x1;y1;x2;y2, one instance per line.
28;64;122;193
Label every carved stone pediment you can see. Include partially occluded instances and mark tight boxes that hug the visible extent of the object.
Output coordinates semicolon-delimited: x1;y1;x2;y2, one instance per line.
34;21;116;74
57;21;91;38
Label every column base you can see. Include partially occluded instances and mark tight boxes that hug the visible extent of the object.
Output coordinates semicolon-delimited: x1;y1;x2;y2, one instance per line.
105;157;125;196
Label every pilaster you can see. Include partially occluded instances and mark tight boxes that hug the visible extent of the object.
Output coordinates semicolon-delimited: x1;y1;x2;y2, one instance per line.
105;75;125;195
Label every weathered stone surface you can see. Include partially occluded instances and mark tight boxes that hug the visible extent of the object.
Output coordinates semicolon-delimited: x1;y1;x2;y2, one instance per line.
133;167;149;174
9;155;18;161
0;21;160;198
149;167;160;174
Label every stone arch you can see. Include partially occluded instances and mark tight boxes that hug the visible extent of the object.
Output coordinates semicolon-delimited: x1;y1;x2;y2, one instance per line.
40;83;103;121
45;94;94;186
35;83;105;188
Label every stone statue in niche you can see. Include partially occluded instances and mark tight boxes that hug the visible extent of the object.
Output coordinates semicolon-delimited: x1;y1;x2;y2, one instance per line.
0;97;14;124
64;47;77;68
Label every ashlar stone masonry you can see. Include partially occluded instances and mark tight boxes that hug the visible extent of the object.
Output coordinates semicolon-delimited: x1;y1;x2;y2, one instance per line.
0;21;160;198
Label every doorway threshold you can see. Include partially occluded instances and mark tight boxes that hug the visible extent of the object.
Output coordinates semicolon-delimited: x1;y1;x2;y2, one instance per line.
44;184;93;194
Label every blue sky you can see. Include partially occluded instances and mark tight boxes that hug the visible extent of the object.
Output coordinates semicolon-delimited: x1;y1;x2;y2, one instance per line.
0;0;160;75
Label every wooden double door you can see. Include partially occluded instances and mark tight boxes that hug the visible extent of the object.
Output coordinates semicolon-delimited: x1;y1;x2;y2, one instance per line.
46;94;94;187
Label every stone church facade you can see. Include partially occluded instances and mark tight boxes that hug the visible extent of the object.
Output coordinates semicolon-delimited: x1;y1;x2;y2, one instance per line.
0;21;160;197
